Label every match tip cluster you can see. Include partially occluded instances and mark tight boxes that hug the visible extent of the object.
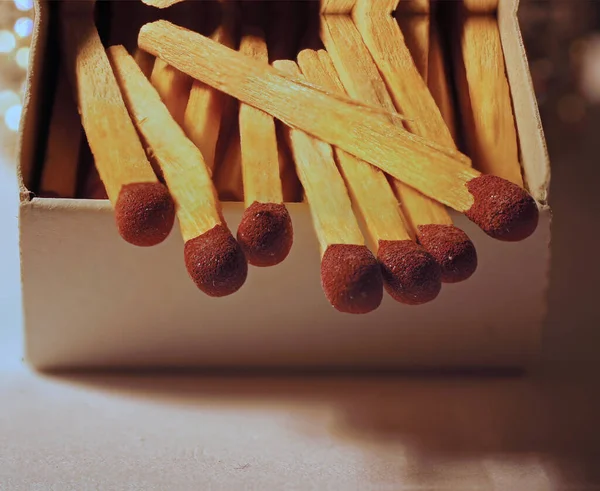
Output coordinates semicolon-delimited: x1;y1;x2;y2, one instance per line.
466;175;539;242
237;201;293;267
377;240;442;305
321;244;383;314
115;182;175;247
184;224;248;297
417;224;478;283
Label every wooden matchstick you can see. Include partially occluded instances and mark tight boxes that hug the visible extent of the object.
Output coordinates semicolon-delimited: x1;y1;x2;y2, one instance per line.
428;22;460;144
396;13;430;82
320;0;357;15
235;28;293;267
322;14;477;283
139;20;539;243
213;122;244;202
108;45;247;297
60;9;175;246
462;0;498;14
39;66;80;198
453;15;524;187
272;59;383;314
182;1;237;173
299;49;442;305
394;0;429;15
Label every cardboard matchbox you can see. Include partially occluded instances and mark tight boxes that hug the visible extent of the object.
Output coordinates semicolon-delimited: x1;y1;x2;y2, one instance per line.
18;0;551;371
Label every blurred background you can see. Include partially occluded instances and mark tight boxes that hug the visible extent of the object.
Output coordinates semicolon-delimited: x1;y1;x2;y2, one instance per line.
0;0;599;362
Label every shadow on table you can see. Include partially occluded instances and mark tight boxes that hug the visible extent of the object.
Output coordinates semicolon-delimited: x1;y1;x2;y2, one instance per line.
54;366;600;487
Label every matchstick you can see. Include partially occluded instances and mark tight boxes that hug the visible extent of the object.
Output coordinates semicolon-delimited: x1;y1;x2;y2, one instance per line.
39;65;80;198
428;22;460;144
60;10;175;247
453;15;524;187
322;14;477;283
272;59;383;314
182;0;237;173
396;13;430;82
235;28;293;267
393;0;430;15
299;49;442;305
108;45;247;297
138;20;539;243
213;116;244;202
320;0;357;15
462;0;498;14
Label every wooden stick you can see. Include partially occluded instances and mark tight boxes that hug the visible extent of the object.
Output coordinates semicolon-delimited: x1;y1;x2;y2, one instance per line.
454;15;524;187
60;9;174;247
462;0;498;14
428;22;459;144
141;0;184;9
182;2;236;173
39;65;80;198
235;27;293;267
396;13;430;82
320;0;357;15
108;45;247;297
272;59;383;314
299;49;441;305
139;20;539;242
213;117;244;202
323;14;477;282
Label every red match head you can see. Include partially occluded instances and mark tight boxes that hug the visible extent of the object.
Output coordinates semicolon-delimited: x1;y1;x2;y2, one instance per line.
115;182;175;247
377;240;442;305
417;225;478;283
184;224;248;297
237;202;293;267
466;175;539;242
321;244;383;314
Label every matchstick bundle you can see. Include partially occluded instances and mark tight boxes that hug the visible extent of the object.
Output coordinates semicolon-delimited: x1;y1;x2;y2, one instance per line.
49;0;539;314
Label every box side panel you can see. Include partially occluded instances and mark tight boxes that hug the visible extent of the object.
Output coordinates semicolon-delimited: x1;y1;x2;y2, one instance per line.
22;202;548;371
498;0;551;204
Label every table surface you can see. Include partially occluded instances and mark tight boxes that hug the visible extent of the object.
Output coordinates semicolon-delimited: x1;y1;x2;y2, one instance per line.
2;1;600;489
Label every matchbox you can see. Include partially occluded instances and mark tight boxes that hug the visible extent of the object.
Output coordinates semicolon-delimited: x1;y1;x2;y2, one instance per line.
18;0;551;370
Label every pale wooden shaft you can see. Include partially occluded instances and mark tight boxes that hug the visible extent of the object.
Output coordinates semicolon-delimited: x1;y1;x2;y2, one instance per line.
428;24;459;143
214;128;244;202
354;0;399;16
298;49;412;245
456;16;523;186
273;60;364;254
239;29;283;207
396;14;430;82
108;46;221;241
322;15;454;229
463;0;497;13
61;17;157;204
320;0;357;14
151;59;192;126
138;21;477;213
40;66;80;198
134;49;156;79
183;8;235;173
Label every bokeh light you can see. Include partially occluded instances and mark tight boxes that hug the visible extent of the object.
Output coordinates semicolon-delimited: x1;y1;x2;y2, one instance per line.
4;104;22;132
0;30;17;54
14;17;33;39
16;47;30;70
13;0;33;12
0;91;20;116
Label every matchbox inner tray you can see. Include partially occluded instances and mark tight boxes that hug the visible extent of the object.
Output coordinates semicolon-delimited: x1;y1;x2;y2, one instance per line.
18;0;551;371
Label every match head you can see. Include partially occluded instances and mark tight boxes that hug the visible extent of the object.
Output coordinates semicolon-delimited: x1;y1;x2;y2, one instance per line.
466;175;539;241
377;240;442;305
237;202;294;267
321;244;383;314
417;225;478;283
115;182;175;247
184;224;248;297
